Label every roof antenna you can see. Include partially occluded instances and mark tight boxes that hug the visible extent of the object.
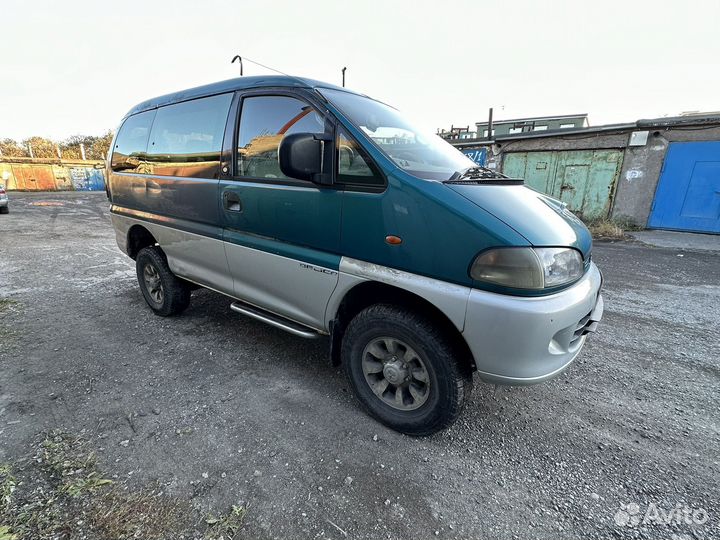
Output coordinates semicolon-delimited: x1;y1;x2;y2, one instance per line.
232;55;243;76
342;67;347;87
230;55;291;77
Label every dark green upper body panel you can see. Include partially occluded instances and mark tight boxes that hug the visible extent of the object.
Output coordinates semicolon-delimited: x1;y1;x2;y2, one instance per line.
340;171;530;287
446;183;593;259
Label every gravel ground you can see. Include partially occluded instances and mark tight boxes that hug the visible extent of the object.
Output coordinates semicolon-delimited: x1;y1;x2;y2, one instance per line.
0;191;718;539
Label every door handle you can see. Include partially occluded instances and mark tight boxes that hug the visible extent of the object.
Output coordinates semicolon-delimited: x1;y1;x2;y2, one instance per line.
146;179;161;191
223;191;243;212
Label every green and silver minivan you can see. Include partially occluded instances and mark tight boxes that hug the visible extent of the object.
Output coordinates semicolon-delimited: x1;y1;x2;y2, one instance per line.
108;76;603;435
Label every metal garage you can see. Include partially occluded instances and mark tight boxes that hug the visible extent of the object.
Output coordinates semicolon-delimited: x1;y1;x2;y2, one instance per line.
648;141;720;234
448;113;720;229
502;150;623;220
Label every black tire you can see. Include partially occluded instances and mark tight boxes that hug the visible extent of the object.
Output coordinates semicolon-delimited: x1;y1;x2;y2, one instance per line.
0;206;8;214
342;304;472;436
135;246;190;316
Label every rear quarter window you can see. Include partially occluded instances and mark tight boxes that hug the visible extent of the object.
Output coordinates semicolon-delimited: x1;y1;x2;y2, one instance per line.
145;94;232;179
111;110;155;173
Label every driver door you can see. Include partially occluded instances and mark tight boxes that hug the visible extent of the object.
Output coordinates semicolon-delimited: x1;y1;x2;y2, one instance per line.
219;91;342;330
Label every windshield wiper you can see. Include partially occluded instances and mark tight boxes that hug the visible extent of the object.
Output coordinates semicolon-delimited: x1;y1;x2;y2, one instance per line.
444;166;523;185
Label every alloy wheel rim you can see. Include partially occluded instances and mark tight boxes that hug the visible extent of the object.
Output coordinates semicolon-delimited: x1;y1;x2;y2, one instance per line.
361;337;430;411
143;263;164;304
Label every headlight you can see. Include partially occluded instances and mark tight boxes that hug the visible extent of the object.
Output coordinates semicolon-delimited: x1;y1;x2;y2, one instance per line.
534;247;584;287
470;247;583;289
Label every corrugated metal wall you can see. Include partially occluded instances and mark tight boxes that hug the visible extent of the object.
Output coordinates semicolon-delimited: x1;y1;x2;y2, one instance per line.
0;159;106;192
502;149;622;220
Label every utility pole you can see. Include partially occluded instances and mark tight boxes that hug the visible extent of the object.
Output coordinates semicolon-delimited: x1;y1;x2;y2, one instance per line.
342;67;347;87
232;55;243;76
487;107;494;140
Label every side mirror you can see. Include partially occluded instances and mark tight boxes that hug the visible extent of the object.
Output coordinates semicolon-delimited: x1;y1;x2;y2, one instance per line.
279;133;331;184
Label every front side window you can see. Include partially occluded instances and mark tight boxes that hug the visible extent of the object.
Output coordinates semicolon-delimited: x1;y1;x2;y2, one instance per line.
337;126;383;186
237;95;325;180
111;110;155;173
145;93;232;178
320;88;475;181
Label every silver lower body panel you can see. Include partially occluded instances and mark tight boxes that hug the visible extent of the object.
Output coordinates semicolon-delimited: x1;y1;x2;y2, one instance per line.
463;262;604;385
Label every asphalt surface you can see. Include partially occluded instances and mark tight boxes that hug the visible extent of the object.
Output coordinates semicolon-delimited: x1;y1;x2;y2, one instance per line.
1;191;718;540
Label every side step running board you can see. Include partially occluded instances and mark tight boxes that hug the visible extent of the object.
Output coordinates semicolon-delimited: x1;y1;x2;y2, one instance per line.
230;301;321;339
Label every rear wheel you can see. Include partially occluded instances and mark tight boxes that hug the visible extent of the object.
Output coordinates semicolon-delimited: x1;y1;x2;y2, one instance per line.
0;206;8;214
342;304;472;436
135;246;190;316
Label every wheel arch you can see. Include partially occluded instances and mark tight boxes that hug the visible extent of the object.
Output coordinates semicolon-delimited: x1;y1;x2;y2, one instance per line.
127;224;158;260
328;280;476;374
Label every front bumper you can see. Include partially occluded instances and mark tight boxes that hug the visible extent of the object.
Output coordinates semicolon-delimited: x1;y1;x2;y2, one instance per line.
462;262;603;385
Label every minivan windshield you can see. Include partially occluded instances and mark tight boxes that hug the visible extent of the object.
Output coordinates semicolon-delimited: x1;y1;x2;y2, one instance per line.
320;88;476;181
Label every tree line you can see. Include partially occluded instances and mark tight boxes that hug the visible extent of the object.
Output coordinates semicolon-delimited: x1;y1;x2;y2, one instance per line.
0;132;114;161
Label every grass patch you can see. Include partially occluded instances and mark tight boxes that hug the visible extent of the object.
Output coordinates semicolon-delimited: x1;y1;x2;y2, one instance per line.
0;431;248;539
0;525;17;540
39;433;113;497
0;299;18;311
205;504;247;539
587;219;624;239
0;299;19;343
90;488;195;540
584;218;642;240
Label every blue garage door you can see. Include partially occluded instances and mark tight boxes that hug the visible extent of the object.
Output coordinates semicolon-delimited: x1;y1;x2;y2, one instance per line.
69;167;106;191
649;142;720;233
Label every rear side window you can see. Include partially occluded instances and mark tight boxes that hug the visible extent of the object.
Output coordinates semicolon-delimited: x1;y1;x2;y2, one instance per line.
145;93;232;178
237;95;325;180
111;110;155;173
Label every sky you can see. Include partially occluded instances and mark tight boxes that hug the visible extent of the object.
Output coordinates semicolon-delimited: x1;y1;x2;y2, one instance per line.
1;0;719;141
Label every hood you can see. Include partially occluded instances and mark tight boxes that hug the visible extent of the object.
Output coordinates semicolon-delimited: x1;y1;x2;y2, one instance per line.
447;183;593;259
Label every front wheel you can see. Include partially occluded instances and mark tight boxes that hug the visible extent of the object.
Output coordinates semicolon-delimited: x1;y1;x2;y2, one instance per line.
135;246;190;316
341;304;472;436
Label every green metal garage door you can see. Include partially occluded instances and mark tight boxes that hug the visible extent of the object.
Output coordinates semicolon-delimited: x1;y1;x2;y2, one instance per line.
502;150;623;219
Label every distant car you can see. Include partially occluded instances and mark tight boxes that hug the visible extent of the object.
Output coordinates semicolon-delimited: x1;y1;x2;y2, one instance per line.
0;183;8;214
